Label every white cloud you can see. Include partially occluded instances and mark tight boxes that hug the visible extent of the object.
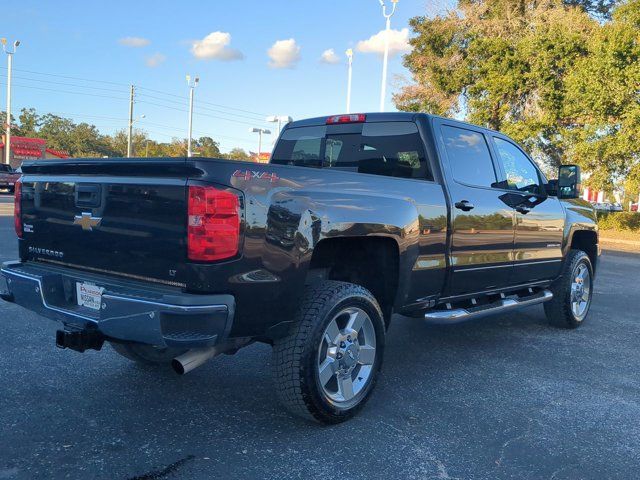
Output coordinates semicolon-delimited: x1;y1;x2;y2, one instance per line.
191;32;244;61
356;28;412;57
267;39;301;69
320;48;341;65
118;37;151;48
145;53;166;68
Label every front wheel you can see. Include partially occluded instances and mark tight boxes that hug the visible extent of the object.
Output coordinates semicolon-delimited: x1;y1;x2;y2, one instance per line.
272;281;385;424
544;249;594;328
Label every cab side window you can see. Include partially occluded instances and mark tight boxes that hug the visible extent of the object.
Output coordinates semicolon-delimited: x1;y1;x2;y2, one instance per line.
441;125;497;188
493;137;543;195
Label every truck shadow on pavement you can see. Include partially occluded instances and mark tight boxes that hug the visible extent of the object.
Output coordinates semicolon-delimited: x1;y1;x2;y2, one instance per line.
3;295;617;479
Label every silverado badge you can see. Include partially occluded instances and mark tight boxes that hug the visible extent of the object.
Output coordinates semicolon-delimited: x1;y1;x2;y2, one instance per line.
73;212;102;231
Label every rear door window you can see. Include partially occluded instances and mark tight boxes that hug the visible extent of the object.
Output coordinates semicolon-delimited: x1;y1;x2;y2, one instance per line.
272;121;431;180
441;125;497;188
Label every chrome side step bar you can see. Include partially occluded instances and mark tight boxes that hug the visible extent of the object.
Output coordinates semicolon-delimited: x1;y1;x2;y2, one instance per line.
424;289;553;324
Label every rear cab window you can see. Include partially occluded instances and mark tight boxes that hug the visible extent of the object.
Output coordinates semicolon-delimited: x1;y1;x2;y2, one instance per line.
271;121;432;181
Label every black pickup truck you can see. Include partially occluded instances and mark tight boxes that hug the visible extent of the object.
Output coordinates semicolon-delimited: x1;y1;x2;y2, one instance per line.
0;113;598;423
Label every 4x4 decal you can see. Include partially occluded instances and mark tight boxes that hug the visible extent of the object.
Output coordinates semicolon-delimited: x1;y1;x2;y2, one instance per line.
232;169;279;182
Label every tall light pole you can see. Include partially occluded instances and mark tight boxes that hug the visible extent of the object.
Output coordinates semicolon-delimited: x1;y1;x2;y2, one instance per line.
345;49;353;114
249;127;271;159
186;75;199;157
1;38;20;165
379;0;398;112
266;115;292;145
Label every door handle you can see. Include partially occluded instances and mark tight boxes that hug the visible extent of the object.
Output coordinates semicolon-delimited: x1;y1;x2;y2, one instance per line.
516;205;531;214
454;200;475;212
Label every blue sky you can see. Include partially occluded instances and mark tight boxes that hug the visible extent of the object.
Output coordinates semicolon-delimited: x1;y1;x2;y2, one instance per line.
2;0;451;153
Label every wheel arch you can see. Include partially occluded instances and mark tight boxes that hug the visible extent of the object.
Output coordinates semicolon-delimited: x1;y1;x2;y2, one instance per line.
306;236;401;327
568;229;599;275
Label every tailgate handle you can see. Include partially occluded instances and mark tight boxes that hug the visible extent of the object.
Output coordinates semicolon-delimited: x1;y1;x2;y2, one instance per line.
75;184;102;208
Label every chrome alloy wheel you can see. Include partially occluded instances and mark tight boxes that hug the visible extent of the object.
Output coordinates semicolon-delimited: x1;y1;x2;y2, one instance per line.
316;307;377;405
571;263;591;320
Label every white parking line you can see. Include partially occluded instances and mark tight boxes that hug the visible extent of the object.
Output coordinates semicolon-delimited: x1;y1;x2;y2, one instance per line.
0;206;14;216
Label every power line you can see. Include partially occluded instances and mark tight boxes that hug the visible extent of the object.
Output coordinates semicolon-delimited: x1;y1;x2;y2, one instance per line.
0;81;265;128
135;85;268;117
0;81;128;101
10;74;128;94
0;65;129;87
136;92;266;121
137;119;255;144
1;66;270;118
137;99;265;127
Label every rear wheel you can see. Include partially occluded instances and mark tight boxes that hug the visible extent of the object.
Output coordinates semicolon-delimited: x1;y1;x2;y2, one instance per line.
110;342;187;366
544;249;594;328
272;280;385;424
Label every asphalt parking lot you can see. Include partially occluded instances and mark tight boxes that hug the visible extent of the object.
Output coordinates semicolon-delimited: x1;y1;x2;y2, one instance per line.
1;192;639;480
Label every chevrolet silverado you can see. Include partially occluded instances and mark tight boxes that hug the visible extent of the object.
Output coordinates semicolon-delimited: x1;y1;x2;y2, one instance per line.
0;113;599;423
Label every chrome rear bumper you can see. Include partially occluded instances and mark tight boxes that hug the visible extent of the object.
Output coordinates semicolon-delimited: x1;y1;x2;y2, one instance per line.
1;261;234;348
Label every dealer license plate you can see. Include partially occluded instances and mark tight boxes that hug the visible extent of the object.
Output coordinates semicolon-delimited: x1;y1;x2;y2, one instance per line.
76;282;104;311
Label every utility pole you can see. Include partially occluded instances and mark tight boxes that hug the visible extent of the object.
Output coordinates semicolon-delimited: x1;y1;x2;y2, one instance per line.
379;0;398;112
346;49;353;114
186;75;199;157
1;38;20;165
127;84;134;158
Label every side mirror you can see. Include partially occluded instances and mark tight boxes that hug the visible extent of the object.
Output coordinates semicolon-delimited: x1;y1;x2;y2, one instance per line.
557;164;581;199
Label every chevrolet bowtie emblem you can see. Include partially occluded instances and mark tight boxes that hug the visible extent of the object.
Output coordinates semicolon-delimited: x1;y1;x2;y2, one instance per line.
73;212;102;231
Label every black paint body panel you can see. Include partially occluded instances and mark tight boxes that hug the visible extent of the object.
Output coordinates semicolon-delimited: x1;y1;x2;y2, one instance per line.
15;114;598;340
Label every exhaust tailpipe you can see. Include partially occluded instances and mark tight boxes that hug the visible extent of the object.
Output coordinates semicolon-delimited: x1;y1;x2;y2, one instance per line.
172;347;221;375
172;338;252;375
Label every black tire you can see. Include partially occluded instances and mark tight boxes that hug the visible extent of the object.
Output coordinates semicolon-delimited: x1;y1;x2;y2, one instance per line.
272;280;385;424
544;249;594;329
110;342;187;366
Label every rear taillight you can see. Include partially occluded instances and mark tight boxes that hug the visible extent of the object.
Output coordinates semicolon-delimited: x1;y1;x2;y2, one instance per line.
14;178;22;239
326;114;366;124
187;185;240;262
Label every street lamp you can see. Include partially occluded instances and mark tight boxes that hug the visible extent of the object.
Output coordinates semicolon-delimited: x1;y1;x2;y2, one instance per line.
1;38;20;165
345;49;354;114
249;127;271;158
186;75;200;157
266;115;292;144
378;0;398;112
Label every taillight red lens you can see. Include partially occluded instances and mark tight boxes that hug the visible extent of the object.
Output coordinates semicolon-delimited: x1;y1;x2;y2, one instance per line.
326;114;366;124
187;185;240;262
14;178;22;239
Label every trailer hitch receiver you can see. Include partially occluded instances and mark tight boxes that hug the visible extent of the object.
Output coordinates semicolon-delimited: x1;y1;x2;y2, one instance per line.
56;329;105;353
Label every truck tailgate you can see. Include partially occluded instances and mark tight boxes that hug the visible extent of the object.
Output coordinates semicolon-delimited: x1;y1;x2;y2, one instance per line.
19;159;196;287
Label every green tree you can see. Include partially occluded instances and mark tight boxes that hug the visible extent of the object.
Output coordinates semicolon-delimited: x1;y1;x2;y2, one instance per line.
397;0;640;190
224;147;251;161
17;108;41;137
564;0;640;190
396;0;597;172
194;136;222;157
